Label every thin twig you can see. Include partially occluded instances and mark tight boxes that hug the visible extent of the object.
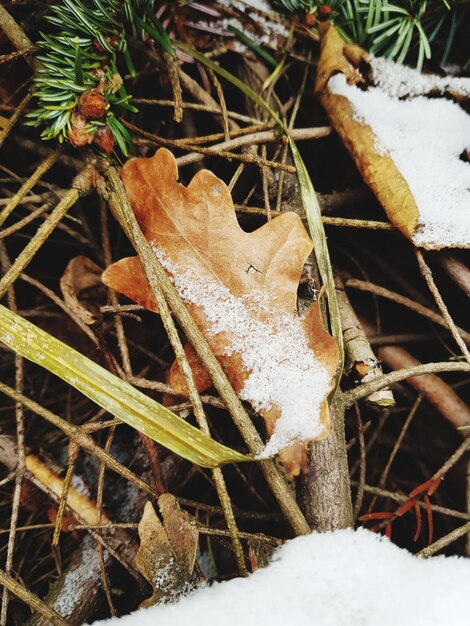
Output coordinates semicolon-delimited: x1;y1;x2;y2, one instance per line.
417;521;470;557
0;245;25;626
235;206;394;230
0;90;33;150
133;98;262;125
351;482;470;521
0;5;36;69
415;250;470;363
345;278;470;344
346;362;470;406
0;381;155;497
0;150;59;227
378;395;422;490
0;187;82;298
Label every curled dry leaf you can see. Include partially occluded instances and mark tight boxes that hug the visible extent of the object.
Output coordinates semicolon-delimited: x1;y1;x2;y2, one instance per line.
103;148;339;476
315;24;470;250
135;498;199;608
60;256;104;325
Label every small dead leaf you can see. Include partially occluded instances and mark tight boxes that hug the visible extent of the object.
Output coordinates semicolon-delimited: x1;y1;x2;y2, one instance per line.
315;24;419;241
158;493;198;579
60;256;104;325
0;435;17;472
135;500;198;608
103;148;339;476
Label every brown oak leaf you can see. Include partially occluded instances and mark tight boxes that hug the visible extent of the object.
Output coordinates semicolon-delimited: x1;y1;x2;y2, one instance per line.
102;148;339;476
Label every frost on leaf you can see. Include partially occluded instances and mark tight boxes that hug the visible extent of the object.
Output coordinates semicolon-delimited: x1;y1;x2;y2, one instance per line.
316;24;470;250
102;148;339;476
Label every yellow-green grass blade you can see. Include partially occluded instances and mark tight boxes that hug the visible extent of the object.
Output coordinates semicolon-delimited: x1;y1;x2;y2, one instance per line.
0;304;250;467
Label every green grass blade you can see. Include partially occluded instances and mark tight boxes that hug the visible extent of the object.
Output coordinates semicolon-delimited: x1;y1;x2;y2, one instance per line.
0;304;250;468
227;25;277;68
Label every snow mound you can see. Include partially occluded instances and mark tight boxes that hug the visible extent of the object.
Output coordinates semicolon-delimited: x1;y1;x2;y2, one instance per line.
92;528;470;626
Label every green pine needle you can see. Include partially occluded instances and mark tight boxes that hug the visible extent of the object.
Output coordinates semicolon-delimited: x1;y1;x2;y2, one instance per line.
29;0;174;155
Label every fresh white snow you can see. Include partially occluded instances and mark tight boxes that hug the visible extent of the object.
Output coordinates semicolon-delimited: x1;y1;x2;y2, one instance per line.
92;528;470;626
370;56;470;99
154;247;331;455
329;67;470;249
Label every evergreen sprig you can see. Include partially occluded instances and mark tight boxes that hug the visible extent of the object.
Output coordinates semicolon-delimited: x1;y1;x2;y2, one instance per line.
27;0;173;156
272;0;467;70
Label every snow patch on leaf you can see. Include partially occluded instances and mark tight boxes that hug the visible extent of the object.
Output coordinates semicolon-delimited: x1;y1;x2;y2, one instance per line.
154;247;330;456
328;72;470;249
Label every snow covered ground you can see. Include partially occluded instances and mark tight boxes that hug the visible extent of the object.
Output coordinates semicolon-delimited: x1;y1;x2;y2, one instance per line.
93;528;470;626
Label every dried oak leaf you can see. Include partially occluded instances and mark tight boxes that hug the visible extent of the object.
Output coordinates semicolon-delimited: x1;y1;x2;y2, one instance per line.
102;148;339;477
60;256;104;325
315;24;470;250
315;24;418;240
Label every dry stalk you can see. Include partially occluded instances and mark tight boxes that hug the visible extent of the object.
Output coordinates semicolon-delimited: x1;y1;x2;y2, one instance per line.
335;272;394;407
415;250;470;362
0;150;59;227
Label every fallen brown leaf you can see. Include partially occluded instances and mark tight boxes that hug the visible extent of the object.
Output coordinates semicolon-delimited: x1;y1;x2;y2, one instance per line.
103;148;339;476
135;499;198;608
315;24;470;249
158;493;198;580
60;256;104;325
315;24;419;241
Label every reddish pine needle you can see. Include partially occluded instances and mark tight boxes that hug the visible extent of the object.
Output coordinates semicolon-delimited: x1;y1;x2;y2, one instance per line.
413;502;422;542
409;479;433;498
396;498;417;517
427;476;442;497
358;511;394;521
424;494;434;544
